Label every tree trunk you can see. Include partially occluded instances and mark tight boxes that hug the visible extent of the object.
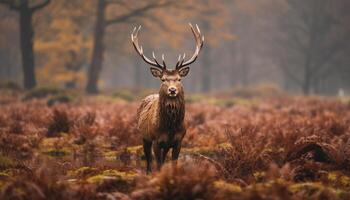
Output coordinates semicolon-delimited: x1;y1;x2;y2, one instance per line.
200;20;211;92
86;0;106;94
201;46;211;92
240;49;250;87
312;77;322;95
19;2;36;89
303;67;312;95
229;43;238;87
302;36;315;95
282;70;292;91
134;58;142;89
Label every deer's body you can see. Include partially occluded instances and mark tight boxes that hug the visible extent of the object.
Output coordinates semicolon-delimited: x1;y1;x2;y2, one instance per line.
137;94;160;141
137;72;187;172
137;91;186;171
137;93;185;143
131;23;204;173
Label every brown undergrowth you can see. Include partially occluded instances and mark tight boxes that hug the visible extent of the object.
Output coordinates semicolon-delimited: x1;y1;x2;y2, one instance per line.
0;90;349;199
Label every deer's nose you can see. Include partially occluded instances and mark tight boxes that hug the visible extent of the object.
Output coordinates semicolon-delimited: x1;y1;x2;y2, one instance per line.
168;87;177;94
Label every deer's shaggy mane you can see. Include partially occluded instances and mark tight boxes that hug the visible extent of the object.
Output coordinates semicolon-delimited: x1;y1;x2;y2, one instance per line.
158;90;185;132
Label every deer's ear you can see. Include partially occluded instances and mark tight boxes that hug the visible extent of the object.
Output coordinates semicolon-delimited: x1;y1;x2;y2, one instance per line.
178;67;190;77
150;67;162;78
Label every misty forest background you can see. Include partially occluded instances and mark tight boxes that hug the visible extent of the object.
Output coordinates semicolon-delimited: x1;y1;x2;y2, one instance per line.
0;0;350;96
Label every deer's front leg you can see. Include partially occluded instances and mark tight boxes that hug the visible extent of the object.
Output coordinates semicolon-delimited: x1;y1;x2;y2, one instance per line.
162;147;170;164
153;143;162;170
172;141;182;162
155;132;170;170
143;139;152;174
172;130;185;162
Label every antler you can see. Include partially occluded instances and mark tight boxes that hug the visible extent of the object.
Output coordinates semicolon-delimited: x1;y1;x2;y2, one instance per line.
176;23;204;70
131;26;166;70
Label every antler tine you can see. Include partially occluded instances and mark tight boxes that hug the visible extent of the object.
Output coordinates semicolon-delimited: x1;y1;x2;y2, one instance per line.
176;53;186;69
134;25;141;38
140;46;143;54
131;26;165;70
152;51;156;59
131;27;137;38
161;54;166;69
176;23;204;69
175;54;186;68
152;51;162;67
175;54;182;68
180;53;186;66
196;24;200;34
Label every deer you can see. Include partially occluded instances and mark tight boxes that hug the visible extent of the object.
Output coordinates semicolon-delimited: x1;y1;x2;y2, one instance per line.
131;24;204;173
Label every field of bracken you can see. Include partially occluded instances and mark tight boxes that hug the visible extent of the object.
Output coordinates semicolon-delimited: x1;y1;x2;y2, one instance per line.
0;85;350;200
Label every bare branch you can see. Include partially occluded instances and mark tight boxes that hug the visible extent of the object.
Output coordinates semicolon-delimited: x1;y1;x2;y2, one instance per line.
280;65;303;86
191;153;229;177
106;1;173;26
311;37;350;79
106;0;131;10
31;0;51;13
142;13;172;32
0;0;20;10
276;56;303;86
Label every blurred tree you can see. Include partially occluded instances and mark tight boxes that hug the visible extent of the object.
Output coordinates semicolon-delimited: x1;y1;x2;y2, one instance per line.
86;0;233;93
273;0;350;95
86;0;179;94
196;0;233;92
0;0;51;89
0;9;20;82
200;20;212;92
34;0;93;88
230;0;257;87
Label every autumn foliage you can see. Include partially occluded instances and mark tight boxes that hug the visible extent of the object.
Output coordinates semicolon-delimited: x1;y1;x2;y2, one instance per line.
0;87;349;199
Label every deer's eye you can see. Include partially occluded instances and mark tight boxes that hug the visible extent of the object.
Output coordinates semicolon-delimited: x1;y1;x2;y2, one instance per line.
161;79;165;82
178;78;182;82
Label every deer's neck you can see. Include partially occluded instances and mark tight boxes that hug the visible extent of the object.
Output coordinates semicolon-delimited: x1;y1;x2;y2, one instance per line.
158;92;185;132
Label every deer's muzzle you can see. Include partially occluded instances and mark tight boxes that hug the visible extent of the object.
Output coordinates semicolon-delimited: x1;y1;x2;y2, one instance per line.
168;86;178;97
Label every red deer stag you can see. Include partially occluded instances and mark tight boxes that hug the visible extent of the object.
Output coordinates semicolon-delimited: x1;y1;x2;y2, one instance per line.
131;24;204;173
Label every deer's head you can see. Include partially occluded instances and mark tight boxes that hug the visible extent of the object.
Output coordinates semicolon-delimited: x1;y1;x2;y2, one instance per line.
131;24;204;98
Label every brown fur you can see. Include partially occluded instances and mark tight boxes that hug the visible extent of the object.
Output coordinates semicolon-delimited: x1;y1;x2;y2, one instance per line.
158;86;185;132
137;71;187;173
137;92;185;138
132;24;203;173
